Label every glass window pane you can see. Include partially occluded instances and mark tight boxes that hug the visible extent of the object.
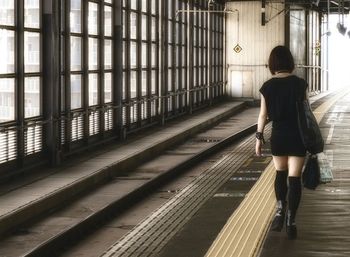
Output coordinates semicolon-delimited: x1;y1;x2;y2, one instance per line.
142;0;147;12
151;70;156;94
24;32;40;73
25;77;40;118
25;0;40;28
0;30;15;74
0;0;15;26
123;41;126;69
88;2;98;35
168;23;172;43
130;71;137;98
151;18;156;41
71;36;82;71
104;40;112;69
130;12;137;39
131;0;137;10
168;0;172;17
142;71;147;96
122;10;126;39
0;78;15;122
70;0;81;33
142;15;147;41
89;38;99;70
104;6;112;36
122;71;126;100
151;0;156;14
151;44;156;67
71;75;82;109
142;43;147;68
130;42;137;69
89;74;98;106
105;0;112;3
105;73;112;103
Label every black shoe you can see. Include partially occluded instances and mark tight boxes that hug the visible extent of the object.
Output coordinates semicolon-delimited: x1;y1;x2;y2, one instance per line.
286;210;297;240
286;224;297;239
270;201;286;232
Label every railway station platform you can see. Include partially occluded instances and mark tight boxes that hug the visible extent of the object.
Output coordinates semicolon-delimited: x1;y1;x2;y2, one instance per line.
1;89;349;257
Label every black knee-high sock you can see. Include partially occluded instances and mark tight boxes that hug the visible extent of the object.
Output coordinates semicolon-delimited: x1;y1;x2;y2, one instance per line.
274;170;288;201
288;176;302;221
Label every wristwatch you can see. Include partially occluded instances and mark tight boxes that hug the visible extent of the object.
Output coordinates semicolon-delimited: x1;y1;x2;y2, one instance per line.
255;132;265;144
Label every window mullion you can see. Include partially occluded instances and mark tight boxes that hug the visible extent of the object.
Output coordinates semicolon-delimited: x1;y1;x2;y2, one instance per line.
82;0;89;142
99;2;105;135
16;0;25;165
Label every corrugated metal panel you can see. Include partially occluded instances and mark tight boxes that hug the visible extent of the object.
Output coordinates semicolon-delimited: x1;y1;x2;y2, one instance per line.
226;1;285;99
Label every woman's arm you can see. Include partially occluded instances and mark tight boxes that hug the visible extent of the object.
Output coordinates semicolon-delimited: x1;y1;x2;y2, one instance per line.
257;95;268;132
256;94;268;156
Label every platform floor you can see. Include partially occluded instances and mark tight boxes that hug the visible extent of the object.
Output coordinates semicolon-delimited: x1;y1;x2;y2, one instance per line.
259;92;350;257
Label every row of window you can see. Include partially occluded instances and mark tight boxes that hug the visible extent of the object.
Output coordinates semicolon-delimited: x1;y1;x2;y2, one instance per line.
0;0;225;166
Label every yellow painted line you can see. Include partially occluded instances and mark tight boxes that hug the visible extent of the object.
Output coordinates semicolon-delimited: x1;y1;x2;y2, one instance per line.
205;89;350;257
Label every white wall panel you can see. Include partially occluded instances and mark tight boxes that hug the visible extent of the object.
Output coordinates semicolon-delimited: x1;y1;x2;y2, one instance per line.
226;1;285;99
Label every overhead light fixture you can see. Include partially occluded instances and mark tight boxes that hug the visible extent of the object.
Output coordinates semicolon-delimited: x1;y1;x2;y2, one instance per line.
337;22;347;35
312;0;320;6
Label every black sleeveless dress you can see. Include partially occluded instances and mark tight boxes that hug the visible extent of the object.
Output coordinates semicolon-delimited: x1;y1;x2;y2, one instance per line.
259;75;307;157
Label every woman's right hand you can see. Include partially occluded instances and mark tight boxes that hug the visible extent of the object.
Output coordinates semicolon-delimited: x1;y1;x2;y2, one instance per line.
255;139;262;156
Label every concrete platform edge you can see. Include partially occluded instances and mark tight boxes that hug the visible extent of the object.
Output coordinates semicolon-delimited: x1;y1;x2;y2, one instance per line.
0;102;247;239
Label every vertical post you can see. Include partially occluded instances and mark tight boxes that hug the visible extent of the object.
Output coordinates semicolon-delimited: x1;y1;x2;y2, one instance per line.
160;0;166;125
285;6;290;48
64;0;72;152
146;0;152;123
261;0;266;26
16;0;25;168
188;0;194;114
114;0;123;138
305;10;310;92
82;0;89;143
99;1;105;136
43;0;60;165
208;3;213;105
137;0;142;127
318;13;322;92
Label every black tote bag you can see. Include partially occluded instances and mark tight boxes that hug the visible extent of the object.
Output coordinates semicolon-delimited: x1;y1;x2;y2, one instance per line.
302;155;320;190
296;97;324;154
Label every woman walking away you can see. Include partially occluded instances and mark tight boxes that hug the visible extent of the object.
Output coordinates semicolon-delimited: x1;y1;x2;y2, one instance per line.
255;45;308;240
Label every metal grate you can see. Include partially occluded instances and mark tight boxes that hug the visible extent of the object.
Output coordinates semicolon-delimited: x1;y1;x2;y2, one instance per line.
141;102;147;120
130;103;138;124
151;100;157;117
104;109;113;131
71;115;84;142
89;110;100;136
168;96;173;113
122;106;127;126
60;119;65;145
101;127;271;257
0;129;17;164
25;124;42;156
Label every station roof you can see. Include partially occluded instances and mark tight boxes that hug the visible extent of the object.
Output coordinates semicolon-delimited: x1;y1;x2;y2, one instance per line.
223;0;350;14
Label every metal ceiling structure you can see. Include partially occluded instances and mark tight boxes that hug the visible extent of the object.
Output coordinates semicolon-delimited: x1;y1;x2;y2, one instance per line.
222;0;350;14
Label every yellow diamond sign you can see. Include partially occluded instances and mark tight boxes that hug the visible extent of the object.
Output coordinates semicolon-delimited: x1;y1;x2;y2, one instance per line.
234;44;242;53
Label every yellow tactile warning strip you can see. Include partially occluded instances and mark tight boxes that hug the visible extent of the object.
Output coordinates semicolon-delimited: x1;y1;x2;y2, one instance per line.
205;89;350;257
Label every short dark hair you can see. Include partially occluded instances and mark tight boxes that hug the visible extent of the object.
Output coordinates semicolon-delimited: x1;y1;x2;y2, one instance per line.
268;46;295;75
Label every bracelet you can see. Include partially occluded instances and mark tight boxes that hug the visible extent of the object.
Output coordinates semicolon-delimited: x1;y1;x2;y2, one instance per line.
256;132;265;144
